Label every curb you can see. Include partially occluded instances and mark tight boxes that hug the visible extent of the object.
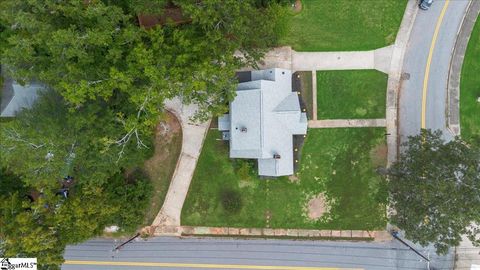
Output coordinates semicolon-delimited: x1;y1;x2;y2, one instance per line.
386;0;419;168
149;225;392;242
446;0;480;136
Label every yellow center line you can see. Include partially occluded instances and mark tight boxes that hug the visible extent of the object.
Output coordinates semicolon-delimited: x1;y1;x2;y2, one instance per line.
421;0;450;129
63;260;363;270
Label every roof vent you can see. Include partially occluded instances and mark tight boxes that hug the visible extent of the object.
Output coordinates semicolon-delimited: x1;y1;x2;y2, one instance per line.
240;127;247;133
273;154;281;159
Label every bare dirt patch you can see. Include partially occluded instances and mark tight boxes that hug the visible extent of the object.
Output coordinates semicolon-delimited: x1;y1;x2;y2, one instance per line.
293;0;302;13
370;142;387;167
307;193;330;220
288;174;299;183
143;111;182;225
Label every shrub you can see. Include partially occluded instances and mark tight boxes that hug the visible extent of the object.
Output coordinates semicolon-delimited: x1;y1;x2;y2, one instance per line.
220;188;242;214
106;168;152;233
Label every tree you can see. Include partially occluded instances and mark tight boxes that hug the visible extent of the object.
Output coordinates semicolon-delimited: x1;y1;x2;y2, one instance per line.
388;129;480;254
0;91;152;190
0;0;282;127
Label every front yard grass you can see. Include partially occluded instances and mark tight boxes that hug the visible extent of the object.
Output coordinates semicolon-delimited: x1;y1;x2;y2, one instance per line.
317;70;387;119
182;127;387;230
279;0;408;51
460;18;480;143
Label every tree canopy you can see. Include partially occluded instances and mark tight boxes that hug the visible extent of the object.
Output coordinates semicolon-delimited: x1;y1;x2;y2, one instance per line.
0;0;281;126
388;129;480;254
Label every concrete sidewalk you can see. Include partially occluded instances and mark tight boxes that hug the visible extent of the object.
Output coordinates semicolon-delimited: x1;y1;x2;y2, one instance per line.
292;46;393;74
308;119;386;128
386;0;418;166
153;225;392;242
151;98;210;233
238;46;394;74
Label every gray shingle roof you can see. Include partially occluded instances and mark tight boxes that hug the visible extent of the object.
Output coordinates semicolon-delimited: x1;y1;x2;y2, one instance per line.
219;68;307;177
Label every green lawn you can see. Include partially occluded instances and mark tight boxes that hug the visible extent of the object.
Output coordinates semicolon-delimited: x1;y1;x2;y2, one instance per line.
182;127;387;230
460;18;480;143
279;0;408;51
317;70;387;119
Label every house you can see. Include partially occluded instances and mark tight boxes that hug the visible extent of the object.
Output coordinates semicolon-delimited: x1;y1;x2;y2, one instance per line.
0;67;42;117
218;68;308;177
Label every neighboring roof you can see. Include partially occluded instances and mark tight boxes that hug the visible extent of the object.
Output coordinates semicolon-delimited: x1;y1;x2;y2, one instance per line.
0;81;42;117
138;7;191;29
218;114;230;131
222;68;307;177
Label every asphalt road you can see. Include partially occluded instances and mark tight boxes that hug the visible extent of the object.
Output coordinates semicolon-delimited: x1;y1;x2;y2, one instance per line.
62;236;455;270
399;0;470;143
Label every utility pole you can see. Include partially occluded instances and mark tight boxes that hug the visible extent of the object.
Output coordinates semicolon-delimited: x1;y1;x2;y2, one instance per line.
112;233;140;251
391;231;431;263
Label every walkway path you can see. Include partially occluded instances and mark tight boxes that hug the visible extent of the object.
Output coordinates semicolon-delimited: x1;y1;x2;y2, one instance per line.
308;119;386;128
385;0;418;166
163;225;392;242
293;46;393;74
151;98;210;235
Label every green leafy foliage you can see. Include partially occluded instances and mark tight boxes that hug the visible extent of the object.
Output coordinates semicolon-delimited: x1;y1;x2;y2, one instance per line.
106;169;153;233
0;92;153;269
0;91;152;190
0;0;281;126
388;129;480;254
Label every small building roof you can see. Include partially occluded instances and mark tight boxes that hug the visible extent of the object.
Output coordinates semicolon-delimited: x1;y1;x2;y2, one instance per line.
1;81;42;117
137;6;191;29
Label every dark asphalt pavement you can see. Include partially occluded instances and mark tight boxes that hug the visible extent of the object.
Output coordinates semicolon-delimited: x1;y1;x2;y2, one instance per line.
62;236;455;270
399;0;470;143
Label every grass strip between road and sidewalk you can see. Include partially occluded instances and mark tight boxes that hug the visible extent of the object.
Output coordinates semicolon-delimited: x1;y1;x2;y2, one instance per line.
460;17;480;143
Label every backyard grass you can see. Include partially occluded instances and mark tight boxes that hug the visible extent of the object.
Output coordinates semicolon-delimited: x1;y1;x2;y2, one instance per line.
182;127;387;230
460;18;480;143
317;70;387;119
279;0;408;51
142;112;182;225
